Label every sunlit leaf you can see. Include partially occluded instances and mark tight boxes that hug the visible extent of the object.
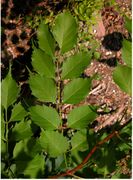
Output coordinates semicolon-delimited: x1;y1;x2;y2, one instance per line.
10;103;27;122
122;39;132;68
1;68;19;109
62;52;92;79
32;48;55;78
113;65;131;95
38;22;55;57
29;73;56;102
11;121;32;141
30;105;60;130
125;16;132;33
39;130;69;157
52;11;77;53
63;78;91;104
68;106;97;129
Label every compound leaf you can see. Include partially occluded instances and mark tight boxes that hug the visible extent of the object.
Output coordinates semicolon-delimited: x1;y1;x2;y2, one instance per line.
1;68;19;109
29;73;56;102
32;48;55;78
63;78;91;104
62;52;92;79
71;130;88;152
11;120;32;141
113;65;131;95
122;39;131;68
68;106;97;129
52;11;77;53
30;105;60;130
39;130;69;157
10;103;27;122
38;22;55;57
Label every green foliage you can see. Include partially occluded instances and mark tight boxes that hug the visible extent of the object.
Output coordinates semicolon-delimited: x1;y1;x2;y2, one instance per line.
29;73;57;102
52;11;78;53
1;67;19;109
38;22;55;58
122;39;132;68
113;65;131;96
30;105;60;130
1;10;131;179
32;48;55;78
113;18;132;96
11;121;32;141
73;0;104;25
63;78;91;104
62;52;92;79
39;130;69;158
125;16;132;34
67;105;97;129
10;103;27;122
71;130;88;152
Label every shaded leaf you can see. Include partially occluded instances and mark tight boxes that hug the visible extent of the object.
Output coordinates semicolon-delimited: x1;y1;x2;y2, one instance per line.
29;73;56;102
52;11;77;53
1;140;6;156
13;138;42;159
122;39;131;68
63;78;91;104
62;52;92;79
68;106;97;129
30;105;60;130
1;68;19;109
38;22;55;57
71;130;88;152
32;48;55;78
113;65;131;95
11;121;32;141
39;130;69;157
10;103;27;122
23;154;45;178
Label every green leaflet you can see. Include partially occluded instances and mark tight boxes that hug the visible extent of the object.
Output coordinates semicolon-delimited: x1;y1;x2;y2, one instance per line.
125;16;132;34
71;130;88;152
10;103;27;122
13;139;44;178
1;68;19;109
13;138;42;159
63;78;91;104
122;39;132;68
52;11;77;53
68;106;97;129
11;120;32;141
32;48;55;78
22;154;45;178
29;73;56;102
62;51;92;79
39;130;69;157
30;105;60;130
38;22;55;57
113;64;132;96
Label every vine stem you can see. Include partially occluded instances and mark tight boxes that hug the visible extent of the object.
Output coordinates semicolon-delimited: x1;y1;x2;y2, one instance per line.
48;130;119;179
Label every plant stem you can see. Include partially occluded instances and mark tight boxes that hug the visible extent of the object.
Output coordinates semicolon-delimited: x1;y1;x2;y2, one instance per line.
56;54;63;121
